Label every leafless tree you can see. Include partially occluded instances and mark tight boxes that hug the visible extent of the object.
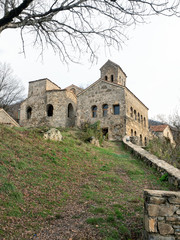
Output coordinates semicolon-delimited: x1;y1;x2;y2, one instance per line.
0;62;25;111
0;0;180;62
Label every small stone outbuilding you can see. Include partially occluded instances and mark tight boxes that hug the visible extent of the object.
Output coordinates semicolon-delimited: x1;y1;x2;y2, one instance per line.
0;108;20;127
20;60;149;145
150;124;176;145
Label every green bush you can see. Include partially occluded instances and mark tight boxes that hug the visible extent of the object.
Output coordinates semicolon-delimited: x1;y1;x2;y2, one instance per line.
81;121;104;144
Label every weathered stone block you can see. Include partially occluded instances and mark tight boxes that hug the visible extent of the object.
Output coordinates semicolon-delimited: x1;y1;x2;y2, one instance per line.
44;128;63;141
166;216;180;222
146;234;175;240
148;204;177;217
168;197;180;204
150;197;166;205
144;215;157;232
158;222;174;235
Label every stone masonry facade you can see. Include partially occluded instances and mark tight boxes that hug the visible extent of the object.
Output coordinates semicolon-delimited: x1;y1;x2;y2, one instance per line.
20;60;149;144
144;189;180;240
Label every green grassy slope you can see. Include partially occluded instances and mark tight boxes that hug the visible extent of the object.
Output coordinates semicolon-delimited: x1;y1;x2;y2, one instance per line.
0;125;174;240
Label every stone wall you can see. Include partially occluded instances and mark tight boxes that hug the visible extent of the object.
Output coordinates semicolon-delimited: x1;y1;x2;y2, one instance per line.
144;189;180;240
123;136;180;188
125;88;149;145
77;80;126;140
20;79;77;128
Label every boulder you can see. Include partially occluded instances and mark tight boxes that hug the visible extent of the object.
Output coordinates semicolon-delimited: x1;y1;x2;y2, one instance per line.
44;128;62;141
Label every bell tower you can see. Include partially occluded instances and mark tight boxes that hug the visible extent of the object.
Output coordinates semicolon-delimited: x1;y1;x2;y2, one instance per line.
100;60;127;86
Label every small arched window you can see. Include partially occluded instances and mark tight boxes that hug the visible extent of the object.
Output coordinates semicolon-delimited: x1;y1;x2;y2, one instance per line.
102;104;108;117
144;137;147;146
131;129;133;136
140;134;142;145
144;117;146;127
141;115;143;124
111;75;114;82
130;107;133;118
27;107;32;120
47;104;53;117
92;105;97;118
138;113;140;123
134;131;137;136
105;76;108;81
134;110;137;120
68;103;74;118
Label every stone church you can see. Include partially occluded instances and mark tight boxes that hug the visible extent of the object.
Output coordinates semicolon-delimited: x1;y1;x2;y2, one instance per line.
20;60;149;144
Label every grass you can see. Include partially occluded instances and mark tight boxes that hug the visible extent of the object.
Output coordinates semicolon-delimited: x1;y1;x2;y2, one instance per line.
0;124;176;239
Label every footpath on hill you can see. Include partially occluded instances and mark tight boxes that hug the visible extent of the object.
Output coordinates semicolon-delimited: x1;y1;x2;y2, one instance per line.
0;126;175;240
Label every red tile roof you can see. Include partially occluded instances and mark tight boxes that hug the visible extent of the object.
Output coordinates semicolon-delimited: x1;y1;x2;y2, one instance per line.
150;125;168;132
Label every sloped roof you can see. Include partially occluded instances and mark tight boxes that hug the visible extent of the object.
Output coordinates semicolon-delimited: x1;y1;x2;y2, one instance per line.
150;125;168;132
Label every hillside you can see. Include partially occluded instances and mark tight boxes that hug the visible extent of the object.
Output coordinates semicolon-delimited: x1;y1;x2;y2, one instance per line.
0;125;174;240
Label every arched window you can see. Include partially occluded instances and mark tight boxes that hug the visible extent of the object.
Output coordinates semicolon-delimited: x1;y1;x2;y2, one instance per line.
140;134;142;145
134;131;137;136
105;76;108;81
144;117;146;127
131;129;133;136
102;104;108;117
92;105;97;118
47;104;53;117
111;75;114;82
144;137;147;146
138;113;140;123
113;104;120;115
68;103;74;118
130;107;133;118
134;110;137;120
27;107;32;119
141;115;143;124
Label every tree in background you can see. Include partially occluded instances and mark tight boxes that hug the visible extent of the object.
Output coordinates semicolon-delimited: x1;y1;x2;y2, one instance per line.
0;0;180;62
0;62;24;113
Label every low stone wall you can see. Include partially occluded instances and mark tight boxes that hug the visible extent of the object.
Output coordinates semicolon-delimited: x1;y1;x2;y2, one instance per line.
123;136;180;189
144;189;180;240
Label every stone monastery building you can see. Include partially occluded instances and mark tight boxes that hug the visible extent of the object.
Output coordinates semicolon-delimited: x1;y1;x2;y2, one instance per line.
20;60;149;145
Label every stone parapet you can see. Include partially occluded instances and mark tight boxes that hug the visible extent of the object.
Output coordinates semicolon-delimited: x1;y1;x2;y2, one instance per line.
123;136;180;189
144;189;180;240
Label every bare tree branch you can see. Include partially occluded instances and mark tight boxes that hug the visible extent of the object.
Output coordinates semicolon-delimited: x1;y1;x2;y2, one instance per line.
0;62;25;111
0;0;180;62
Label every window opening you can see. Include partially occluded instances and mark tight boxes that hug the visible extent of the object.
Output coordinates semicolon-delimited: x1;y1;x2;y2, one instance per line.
27;107;32;119
111;75;114;82
102;128;108;139
138;113;140;123
140;134;142;145
92;105;97;118
103;104;108;117
113;104;120;115
131;129;133;136
47;104;53;117
105;76;108;81
134;110;137;120
130;107;133;118
144;117;146;127
68;103;74;118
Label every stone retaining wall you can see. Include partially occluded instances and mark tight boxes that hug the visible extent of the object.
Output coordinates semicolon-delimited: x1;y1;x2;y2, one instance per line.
144;189;180;240
123;136;180;189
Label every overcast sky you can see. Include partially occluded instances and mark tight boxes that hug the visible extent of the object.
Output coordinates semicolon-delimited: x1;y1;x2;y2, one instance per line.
0;15;180;119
